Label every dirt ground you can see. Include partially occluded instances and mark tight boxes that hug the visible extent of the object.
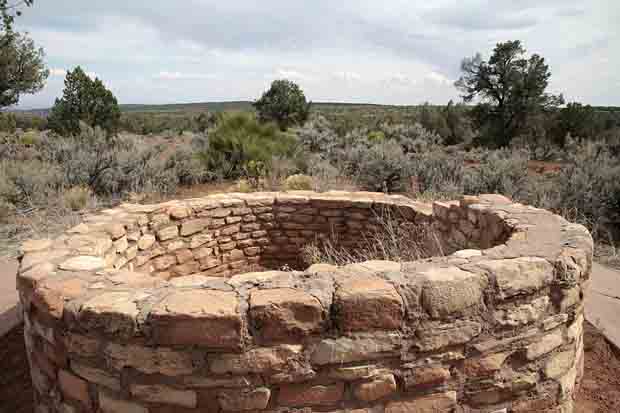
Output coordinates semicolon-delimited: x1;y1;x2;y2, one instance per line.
0;321;618;412
575;322;620;412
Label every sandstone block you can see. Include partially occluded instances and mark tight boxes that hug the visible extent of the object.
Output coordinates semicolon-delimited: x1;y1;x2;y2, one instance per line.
249;288;324;341
71;361;120;391
157;225;179;241
385;391;457;413
494;296;550;327
130;384;197;408
32;277;87;319
217;388;271;411
152;254;177;271
354;374;397;401
544;350;576;379
478;257;553;299
150;290;242;349
105;223;126;240
415;320;481;351
210;345;303;374
420;266;486;318
189;231;213;248
59;256;105;272
137;234;155;250
328;365;377;381
64;334;100;358
335;275;403;331
99;391;148;413
278;383;344;407
58;369;91;406
171;261;200;276
311;333;402;365
79;291;140;336
403;366;450;389
21;239;53;254
526;330;564;360
105;342;195;376
169;205;191;219
463;352;510;377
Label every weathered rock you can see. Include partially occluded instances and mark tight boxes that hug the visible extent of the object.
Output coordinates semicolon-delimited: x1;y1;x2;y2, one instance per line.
403;366;451;389
181;219;210;236
130;384;197;408
59;256;105;271
278;382;344;407
526;330;564;360
477;257;553;298
218;388;271;411
105;342;195;376
415;320;482;351
157;225;179;241
463;352;510;377
335;275;404;331
420;266;486;318
71;362;120;391
99;391;148;413
209;345;304;375
354;374;397;401
149;289;242;349
544;350;576;379
137;234;155;250
79;291;141;336
494;296;550;327
249;288;325;341
385;391;457;413
58;370;91;406
311;333;403;365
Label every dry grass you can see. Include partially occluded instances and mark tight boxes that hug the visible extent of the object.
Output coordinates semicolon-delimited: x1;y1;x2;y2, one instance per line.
302;208;443;267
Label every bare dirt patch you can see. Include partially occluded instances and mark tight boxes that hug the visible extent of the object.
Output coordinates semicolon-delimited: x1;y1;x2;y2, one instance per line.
576;322;620;412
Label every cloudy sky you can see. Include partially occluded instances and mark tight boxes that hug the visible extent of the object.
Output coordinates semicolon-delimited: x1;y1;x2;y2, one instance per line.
13;0;620;108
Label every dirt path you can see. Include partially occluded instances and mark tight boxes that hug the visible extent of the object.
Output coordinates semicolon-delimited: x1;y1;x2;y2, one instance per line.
0;258;20;337
586;263;620;350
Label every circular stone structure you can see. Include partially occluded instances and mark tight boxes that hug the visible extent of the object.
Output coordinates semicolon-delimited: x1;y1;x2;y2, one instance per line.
17;191;592;413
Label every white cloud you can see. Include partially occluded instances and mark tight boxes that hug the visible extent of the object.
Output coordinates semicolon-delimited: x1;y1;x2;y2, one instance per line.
154;71;216;80
274;69;313;82
425;71;453;86
49;68;67;77
12;0;620;107
332;71;363;82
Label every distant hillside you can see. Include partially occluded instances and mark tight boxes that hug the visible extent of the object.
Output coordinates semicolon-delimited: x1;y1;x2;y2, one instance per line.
13;101;422;116
13;101;620;116
119;101;254;113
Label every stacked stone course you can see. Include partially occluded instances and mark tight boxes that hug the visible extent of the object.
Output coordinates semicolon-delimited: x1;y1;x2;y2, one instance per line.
17;191;591;412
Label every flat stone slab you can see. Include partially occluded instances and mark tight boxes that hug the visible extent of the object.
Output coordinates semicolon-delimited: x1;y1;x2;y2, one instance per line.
586;263;620;350
0;259;20;337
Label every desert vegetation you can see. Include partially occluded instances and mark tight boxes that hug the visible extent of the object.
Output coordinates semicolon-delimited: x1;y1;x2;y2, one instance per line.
0;2;619;263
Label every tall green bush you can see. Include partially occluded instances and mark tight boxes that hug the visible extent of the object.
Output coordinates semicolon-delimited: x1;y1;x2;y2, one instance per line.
198;113;296;182
48;67;120;136
254;79;311;130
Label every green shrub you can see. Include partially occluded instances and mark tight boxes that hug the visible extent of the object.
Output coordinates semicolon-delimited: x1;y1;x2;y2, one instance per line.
349;140;409;193
62;186;93;211
48;66;121;137
284;174;314;191
234;179;254;193
198;112;296;181
0;159;64;208
0;199;15;223
254;79;311;130
463;149;530;199
19;130;39;146
409;151;464;196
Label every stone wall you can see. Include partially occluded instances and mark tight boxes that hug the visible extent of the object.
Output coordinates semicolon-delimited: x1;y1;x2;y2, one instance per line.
16;191;592;413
